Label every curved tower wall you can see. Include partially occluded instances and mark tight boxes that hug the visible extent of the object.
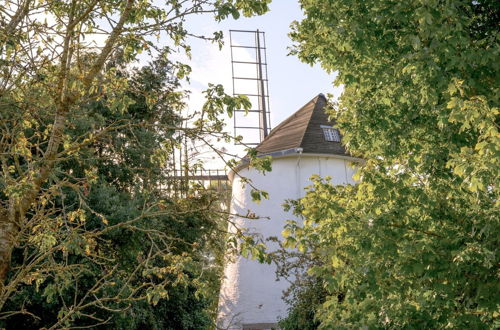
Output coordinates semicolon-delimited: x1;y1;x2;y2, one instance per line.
218;154;356;329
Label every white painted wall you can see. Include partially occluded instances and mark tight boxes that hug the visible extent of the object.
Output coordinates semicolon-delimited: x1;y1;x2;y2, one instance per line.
217;154;356;329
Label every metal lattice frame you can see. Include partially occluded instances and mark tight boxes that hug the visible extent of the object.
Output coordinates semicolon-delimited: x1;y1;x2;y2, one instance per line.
229;29;271;145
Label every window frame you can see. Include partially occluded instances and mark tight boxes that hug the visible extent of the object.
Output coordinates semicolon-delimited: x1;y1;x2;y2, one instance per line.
320;125;341;142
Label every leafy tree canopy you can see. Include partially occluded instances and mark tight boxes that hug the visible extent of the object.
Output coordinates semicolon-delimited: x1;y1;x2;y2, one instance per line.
282;0;499;328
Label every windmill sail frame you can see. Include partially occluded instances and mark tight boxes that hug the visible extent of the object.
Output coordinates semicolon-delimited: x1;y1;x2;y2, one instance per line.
229;29;271;145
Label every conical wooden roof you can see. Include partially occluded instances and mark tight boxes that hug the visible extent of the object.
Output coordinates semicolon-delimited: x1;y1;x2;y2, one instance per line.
255;94;348;156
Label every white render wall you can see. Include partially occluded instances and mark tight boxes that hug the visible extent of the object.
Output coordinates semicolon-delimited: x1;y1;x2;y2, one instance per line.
218;154;356;329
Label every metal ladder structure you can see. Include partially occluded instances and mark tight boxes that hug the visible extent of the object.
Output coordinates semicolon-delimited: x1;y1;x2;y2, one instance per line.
229;29;271;145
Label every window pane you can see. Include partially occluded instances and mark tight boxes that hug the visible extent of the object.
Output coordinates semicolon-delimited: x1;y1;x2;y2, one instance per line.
322;127;340;142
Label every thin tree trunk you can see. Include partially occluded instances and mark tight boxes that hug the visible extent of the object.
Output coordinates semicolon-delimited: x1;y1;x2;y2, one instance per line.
0;208;16;290
1;0;32;43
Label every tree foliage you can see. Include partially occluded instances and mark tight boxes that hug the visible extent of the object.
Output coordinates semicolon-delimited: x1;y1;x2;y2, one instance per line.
0;0;270;327
283;0;499;328
1;57;221;328
272;231;326;330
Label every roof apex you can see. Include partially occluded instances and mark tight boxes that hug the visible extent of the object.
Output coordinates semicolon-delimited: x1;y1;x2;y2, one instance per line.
255;94;347;157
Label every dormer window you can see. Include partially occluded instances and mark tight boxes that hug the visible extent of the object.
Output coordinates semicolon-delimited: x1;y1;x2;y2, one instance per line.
321;125;341;142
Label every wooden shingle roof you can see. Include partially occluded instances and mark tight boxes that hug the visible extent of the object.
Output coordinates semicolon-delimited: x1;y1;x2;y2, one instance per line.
255;94;348;156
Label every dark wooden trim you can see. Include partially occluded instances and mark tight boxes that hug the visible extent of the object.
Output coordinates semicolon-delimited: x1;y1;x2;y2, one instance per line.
242;323;278;330
167;175;228;181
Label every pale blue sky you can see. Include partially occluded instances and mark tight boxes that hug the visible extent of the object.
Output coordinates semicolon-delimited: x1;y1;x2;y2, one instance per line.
184;1;341;136
87;2;341;160
168;1;344;166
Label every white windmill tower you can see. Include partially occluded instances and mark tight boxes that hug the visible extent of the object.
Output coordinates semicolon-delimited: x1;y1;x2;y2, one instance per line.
217;31;358;330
